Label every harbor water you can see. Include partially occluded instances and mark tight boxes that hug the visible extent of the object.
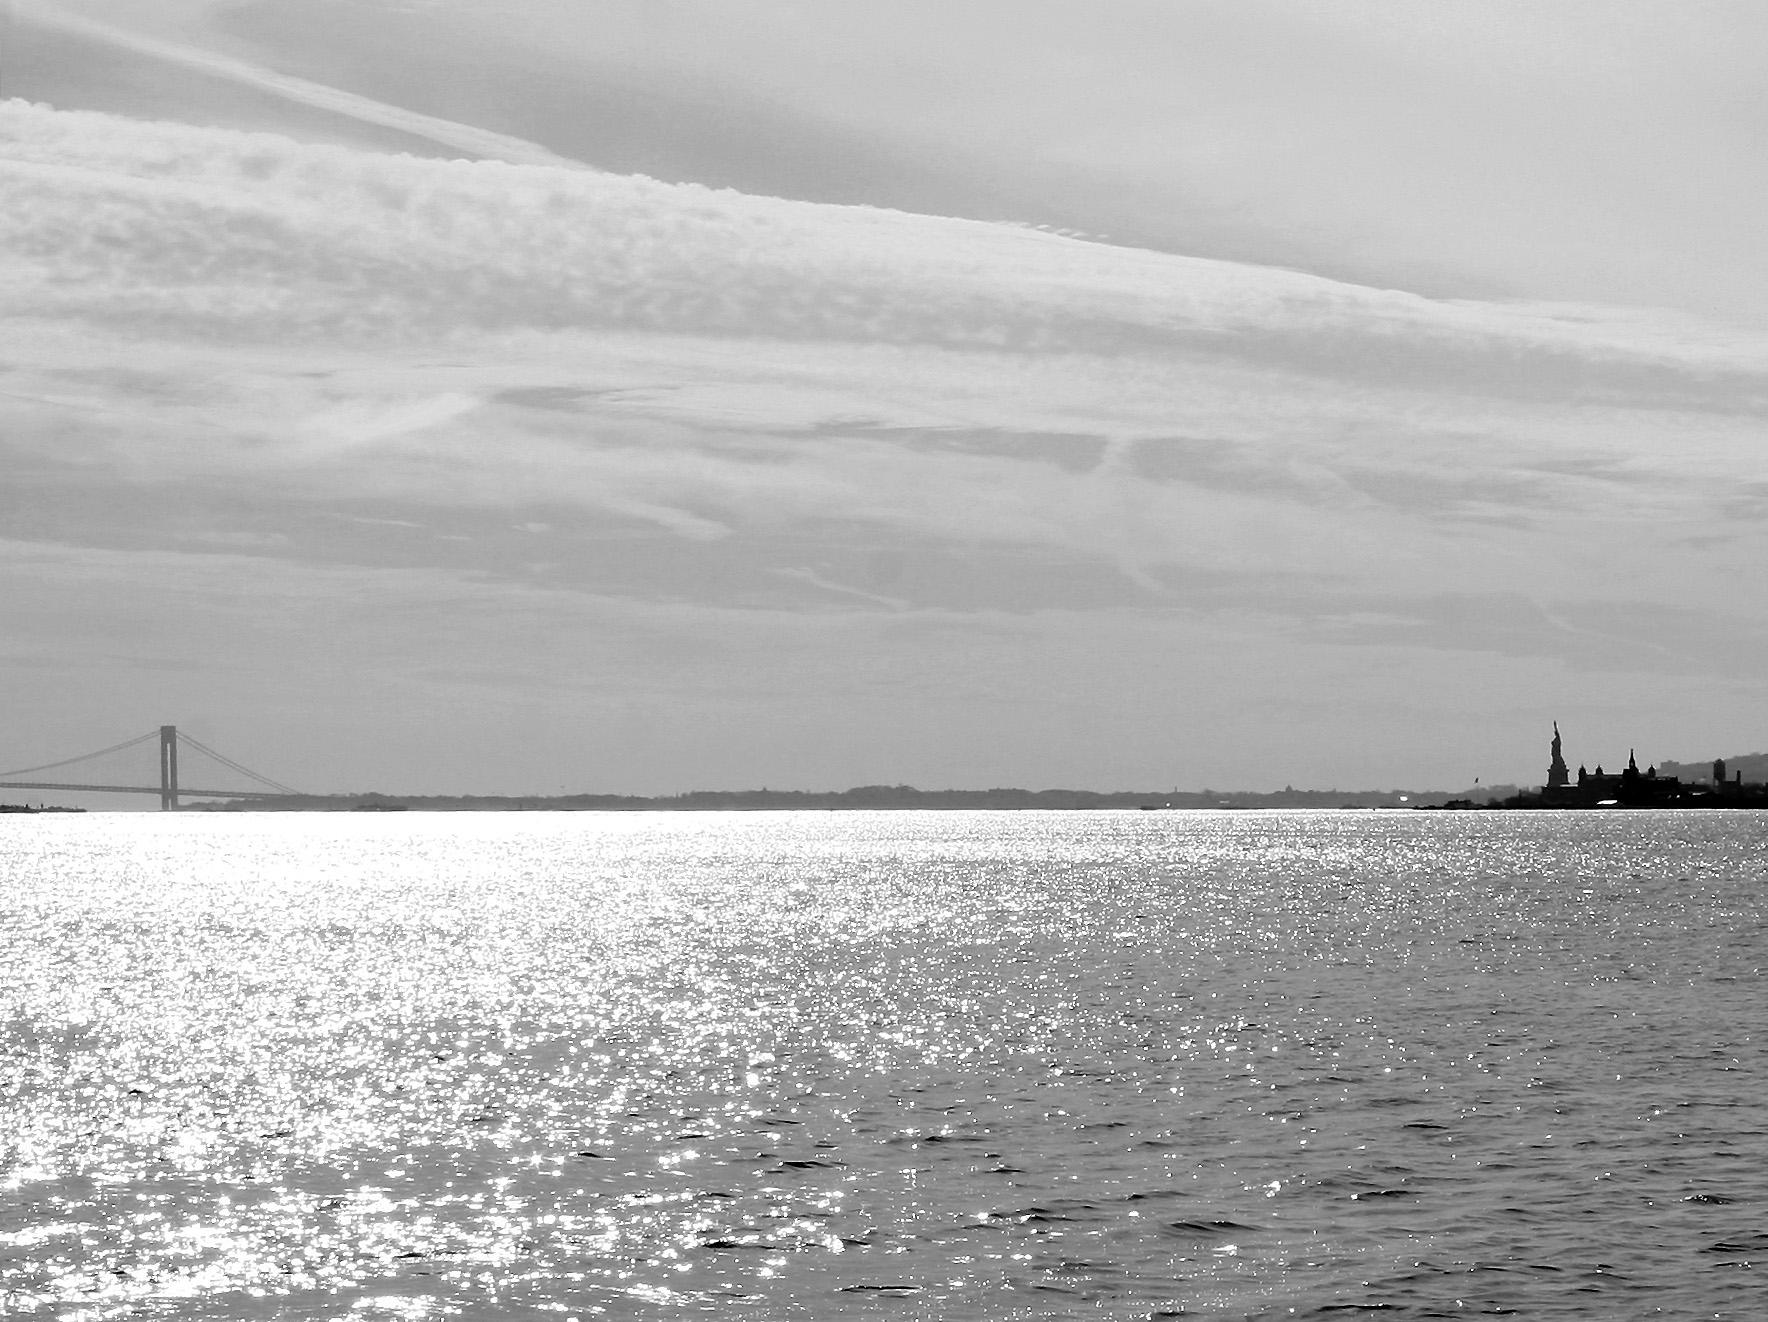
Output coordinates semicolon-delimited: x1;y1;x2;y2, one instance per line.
3;810;1765;1319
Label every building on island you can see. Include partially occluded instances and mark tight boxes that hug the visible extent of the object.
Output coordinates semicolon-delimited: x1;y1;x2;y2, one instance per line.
1569;748;1680;805
1500;725;1766;808
1529;725;1756;807
1535;726;1681;805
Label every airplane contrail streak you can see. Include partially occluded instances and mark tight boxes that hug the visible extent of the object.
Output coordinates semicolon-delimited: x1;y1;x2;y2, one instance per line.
13;2;592;171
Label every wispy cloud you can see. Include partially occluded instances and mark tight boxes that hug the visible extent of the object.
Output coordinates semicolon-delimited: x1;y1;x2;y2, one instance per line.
8;101;1765;377
3;100;1765;788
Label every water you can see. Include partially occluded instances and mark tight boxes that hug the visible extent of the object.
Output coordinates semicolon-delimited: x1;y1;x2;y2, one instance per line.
2;810;1765;1319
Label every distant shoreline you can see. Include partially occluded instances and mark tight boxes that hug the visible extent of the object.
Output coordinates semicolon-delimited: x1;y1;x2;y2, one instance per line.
187;787;1486;812
16;789;1768;814
172;783;1764;812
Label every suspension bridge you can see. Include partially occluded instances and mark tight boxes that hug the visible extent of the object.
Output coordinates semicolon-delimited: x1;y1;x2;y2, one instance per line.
0;727;302;810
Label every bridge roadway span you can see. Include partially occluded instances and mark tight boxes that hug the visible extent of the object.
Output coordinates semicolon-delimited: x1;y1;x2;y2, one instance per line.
0;781;296;802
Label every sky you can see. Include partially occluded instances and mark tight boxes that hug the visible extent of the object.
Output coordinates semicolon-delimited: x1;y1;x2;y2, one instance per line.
3;0;1766;799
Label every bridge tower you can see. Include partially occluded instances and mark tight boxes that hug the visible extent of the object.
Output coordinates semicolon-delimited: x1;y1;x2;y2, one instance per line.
159;725;179;811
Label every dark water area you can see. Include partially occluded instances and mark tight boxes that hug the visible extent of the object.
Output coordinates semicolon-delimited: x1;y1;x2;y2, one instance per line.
2;811;1765;1318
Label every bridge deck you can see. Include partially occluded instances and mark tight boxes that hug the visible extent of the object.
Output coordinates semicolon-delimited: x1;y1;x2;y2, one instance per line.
0;781;297;801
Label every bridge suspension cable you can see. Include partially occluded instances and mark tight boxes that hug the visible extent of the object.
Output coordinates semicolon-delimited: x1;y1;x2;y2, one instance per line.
175;732;300;796
0;730;162;779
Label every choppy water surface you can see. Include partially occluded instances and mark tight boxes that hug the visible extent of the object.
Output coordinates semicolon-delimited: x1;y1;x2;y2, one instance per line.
3;811;1766;1319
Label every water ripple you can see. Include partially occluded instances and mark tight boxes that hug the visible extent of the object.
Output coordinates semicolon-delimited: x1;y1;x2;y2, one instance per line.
3;809;1765;1318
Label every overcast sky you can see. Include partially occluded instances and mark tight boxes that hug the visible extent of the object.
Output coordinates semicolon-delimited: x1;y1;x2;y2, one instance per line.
4;0;1766;798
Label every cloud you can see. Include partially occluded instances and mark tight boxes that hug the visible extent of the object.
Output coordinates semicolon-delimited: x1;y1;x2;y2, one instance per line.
6;100;1765;386
5;99;1764;613
81;0;1761;328
3;99;1767;794
290;393;482;453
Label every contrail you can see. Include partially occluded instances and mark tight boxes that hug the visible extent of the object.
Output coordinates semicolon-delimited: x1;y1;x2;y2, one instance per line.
13;2;591;170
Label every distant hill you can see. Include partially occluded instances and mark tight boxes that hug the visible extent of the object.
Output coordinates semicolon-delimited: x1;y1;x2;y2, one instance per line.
192;785;1491;812
1657;753;1768;784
